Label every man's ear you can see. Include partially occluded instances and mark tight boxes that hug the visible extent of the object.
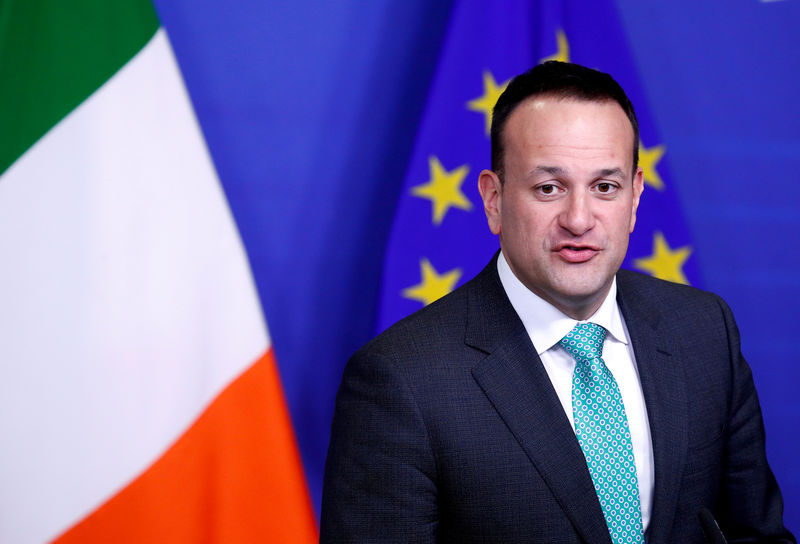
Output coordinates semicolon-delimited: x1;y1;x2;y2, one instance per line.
478;169;502;235
629;166;644;233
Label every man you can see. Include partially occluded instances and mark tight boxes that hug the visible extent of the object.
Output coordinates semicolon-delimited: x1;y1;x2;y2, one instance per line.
320;62;794;543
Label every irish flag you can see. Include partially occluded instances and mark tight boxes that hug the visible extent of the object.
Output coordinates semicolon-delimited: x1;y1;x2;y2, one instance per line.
0;1;317;542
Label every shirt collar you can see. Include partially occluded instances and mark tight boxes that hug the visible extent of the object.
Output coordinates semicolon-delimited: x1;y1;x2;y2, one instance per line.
497;251;628;355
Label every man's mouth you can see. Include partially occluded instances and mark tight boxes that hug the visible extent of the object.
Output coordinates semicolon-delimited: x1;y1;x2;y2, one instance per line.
554;244;600;263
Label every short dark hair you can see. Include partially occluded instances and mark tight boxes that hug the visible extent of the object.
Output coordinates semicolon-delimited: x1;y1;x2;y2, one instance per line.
490;61;639;179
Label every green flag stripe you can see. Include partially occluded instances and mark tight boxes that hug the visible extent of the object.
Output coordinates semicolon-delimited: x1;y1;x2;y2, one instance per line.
0;0;159;175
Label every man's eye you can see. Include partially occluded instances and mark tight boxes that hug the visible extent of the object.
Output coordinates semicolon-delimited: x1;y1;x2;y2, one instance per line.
539;184;556;195
596;182;616;193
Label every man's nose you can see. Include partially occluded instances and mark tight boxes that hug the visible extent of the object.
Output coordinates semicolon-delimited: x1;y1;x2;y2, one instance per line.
558;192;595;235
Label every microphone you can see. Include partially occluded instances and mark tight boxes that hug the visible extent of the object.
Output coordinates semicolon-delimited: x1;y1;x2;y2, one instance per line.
698;508;728;544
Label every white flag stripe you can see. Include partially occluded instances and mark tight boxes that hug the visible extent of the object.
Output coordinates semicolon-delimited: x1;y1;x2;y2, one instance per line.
0;29;268;544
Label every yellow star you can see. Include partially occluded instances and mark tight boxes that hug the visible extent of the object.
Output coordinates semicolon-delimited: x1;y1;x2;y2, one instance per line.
402;258;462;307
633;231;692;285
467;71;509;135
540;29;570;63
411;156;472;225
639;142;666;190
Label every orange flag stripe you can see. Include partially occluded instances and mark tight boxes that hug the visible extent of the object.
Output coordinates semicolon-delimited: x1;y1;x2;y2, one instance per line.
53;348;318;543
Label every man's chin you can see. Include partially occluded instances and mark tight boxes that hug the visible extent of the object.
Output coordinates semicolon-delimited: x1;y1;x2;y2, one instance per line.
548;277;615;316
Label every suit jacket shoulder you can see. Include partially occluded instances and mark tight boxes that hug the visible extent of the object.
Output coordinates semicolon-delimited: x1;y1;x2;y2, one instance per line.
616;267;732;321
360;255;515;364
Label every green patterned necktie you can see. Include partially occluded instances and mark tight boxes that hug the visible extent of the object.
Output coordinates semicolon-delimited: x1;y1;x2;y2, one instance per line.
560;323;644;544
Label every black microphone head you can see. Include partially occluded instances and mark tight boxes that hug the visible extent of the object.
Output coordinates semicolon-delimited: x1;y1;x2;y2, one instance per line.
698;508;728;544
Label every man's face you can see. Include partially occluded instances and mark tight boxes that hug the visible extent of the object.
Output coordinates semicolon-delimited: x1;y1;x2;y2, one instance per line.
479;97;644;319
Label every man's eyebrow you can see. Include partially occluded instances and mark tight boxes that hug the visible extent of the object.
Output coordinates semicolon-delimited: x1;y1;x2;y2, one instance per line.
533;165;567;176
531;166;627;178
595;167;626;178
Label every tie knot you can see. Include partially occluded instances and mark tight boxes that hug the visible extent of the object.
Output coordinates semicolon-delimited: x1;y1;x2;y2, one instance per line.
559;322;606;361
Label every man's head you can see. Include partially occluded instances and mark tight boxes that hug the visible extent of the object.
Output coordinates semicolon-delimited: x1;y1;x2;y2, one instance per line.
478;62;644;320
491;61;639;181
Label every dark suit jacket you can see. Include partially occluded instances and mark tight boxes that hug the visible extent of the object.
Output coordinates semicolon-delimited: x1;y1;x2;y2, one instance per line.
320;256;794;543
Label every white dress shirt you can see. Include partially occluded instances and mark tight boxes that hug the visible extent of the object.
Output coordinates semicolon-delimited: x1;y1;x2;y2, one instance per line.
497;252;654;531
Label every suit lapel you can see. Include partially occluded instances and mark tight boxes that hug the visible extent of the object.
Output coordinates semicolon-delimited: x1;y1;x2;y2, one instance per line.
617;271;689;544
466;259;613;544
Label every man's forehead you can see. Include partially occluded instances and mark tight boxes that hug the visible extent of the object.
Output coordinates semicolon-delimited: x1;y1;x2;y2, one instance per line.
503;96;636;175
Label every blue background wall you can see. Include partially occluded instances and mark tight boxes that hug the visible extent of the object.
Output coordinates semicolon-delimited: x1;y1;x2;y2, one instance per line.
152;0;799;530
